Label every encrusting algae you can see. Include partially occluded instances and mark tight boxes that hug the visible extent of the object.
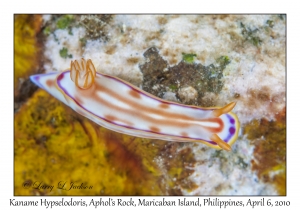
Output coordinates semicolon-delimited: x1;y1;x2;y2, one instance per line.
244;107;286;195
14;15;42;97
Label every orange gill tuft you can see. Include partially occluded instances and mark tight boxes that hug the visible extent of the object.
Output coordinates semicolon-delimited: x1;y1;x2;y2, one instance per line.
70;58;96;89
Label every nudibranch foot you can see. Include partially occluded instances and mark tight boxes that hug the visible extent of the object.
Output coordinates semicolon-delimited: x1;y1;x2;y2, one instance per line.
30;58;240;151
210;134;231;151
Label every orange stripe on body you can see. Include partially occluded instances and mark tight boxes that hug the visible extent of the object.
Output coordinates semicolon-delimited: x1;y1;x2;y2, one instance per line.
73;78;224;133
128;89;141;99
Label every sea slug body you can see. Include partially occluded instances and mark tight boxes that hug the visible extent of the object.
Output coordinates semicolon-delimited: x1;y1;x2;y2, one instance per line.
30;58;240;151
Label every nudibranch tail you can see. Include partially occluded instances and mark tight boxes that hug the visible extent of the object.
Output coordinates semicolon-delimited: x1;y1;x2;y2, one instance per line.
212;102;237;117
70;58;96;89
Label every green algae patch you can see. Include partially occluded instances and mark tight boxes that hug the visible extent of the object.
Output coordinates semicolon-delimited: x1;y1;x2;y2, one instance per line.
43;26;51;36
182;53;197;64
240;22;262;47
244;107;286;195
56;15;74;29
59;47;72;59
216;55;230;66
169;84;178;91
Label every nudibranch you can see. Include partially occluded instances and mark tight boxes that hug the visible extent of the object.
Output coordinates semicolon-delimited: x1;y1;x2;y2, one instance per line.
30;58;240;151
